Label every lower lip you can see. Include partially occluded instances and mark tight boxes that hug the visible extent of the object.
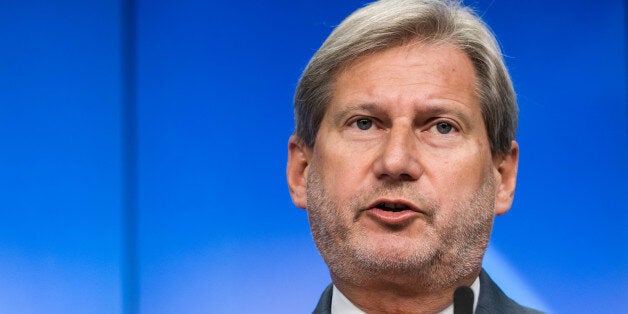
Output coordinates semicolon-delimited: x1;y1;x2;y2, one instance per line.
366;207;418;225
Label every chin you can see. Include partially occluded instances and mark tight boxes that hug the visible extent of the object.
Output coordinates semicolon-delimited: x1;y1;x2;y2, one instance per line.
325;234;482;290
356;246;435;272
358;226;438;259
329;235;435;276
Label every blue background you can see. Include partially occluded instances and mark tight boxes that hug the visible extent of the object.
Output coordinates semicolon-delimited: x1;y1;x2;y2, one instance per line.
0;0;626;313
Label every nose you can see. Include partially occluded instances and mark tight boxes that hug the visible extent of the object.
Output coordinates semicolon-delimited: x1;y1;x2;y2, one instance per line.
372;125;422;181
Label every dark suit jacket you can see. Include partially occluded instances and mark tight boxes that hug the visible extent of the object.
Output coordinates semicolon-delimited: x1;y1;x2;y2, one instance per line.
312;269;543;313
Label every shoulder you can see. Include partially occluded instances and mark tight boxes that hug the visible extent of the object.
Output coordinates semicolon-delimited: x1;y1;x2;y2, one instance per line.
476;269;544;314
312;284;333;314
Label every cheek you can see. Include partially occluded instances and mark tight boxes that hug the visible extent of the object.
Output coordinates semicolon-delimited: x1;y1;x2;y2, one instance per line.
315;146;372;194
426;146;492;203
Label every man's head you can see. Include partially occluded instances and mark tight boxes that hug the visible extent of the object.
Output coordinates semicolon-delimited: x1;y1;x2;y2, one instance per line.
287;0;519;297
293;0;517;156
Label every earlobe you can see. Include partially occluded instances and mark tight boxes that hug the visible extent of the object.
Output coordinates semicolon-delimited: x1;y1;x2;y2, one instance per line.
494;141;519;216
287;135;310;209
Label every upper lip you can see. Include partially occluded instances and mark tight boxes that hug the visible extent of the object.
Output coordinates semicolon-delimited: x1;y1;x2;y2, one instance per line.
366;198;423;214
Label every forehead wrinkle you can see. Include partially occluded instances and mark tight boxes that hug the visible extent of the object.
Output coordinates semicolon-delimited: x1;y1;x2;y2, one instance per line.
367;72;473;102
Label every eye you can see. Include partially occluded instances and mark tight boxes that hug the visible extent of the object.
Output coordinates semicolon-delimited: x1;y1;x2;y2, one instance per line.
434;121;454;134
354;118;373;130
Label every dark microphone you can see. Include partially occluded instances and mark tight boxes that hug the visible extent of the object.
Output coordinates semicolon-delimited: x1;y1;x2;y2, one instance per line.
453;286;474;314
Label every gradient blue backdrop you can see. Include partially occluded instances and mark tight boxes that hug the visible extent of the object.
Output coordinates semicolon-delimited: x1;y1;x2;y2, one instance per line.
1;0;626;313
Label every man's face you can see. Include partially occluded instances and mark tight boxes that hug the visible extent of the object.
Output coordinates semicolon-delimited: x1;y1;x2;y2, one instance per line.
287;43;518;289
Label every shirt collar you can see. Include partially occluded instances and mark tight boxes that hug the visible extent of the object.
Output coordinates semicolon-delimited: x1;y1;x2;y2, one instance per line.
331;276;480;314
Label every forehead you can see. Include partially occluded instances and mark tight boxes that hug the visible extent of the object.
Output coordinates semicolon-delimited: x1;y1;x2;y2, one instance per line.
329;42;478;113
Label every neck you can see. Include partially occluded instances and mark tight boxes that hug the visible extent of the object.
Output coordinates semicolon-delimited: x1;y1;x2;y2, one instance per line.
331;269;479;314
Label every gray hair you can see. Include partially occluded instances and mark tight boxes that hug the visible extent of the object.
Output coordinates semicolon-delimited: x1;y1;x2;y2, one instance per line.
293;0;517;156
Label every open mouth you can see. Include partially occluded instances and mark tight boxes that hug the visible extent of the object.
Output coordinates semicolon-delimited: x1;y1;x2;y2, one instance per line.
367;200;419;225
375;202;411;212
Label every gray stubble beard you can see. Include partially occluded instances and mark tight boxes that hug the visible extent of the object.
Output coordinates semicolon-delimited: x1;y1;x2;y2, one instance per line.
306;166;496;291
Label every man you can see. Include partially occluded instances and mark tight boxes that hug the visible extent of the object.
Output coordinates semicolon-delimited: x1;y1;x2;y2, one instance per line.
287;0;541;313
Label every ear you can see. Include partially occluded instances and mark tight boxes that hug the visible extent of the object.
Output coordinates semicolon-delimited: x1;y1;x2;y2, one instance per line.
287;135;311;209
493;141;519;216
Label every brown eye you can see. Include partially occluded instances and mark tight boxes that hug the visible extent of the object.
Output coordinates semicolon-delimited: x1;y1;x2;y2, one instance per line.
355;118;373;130
435;122;453;134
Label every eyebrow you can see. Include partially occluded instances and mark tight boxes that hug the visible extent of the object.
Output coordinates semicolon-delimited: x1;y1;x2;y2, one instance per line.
420;104;473;129
332;103;382;126
332;102;473;128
